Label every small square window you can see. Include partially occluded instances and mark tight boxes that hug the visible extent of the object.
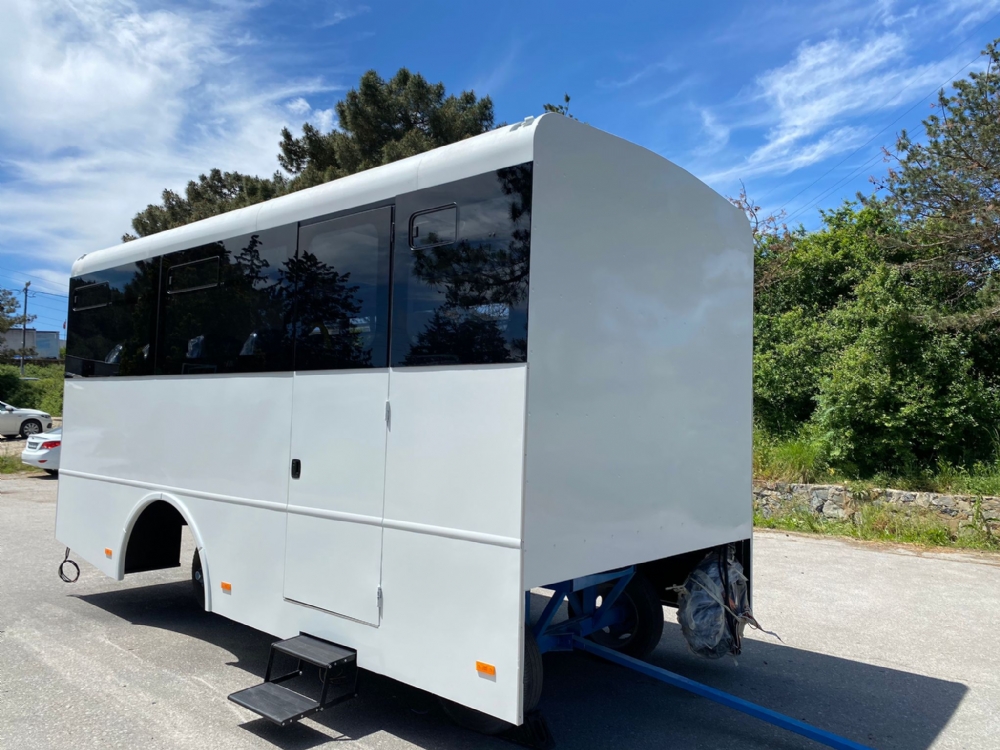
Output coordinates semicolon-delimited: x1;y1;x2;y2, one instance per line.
410;206;457;249
168;256;220;294
73;281;111;311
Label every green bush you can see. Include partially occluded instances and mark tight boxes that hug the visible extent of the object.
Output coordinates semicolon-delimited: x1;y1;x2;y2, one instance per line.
753;203;1000;478
0;363;64;416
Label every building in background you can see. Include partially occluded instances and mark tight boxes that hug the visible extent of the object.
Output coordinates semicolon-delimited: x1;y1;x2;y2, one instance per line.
34;331;61;359
0;328;64;362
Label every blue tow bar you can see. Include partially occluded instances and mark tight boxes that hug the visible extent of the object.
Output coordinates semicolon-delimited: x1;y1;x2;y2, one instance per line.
573;637;874;750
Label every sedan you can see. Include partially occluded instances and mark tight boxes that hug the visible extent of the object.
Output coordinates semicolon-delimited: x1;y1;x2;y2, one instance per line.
21;427;61;475
0;400;54;438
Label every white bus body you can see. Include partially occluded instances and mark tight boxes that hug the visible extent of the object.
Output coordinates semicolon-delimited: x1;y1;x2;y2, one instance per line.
55;113;752;725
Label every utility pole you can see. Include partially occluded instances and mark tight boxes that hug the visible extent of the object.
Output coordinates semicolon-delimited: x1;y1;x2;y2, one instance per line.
20;281;30;376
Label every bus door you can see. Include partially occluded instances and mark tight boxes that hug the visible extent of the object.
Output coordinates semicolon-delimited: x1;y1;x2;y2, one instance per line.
282;206;393;626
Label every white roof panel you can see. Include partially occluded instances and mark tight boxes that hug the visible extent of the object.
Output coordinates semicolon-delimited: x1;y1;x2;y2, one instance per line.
73;116;541;276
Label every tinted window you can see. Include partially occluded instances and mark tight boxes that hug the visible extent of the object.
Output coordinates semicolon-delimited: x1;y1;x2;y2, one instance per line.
410;206;457;248
168;256;219;294
157;226;296;375
293;206;392;370
66;261;159;377
74;282;112;311
391;163;532;367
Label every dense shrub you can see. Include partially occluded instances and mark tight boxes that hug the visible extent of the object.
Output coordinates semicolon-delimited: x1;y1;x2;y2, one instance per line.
753;204;1000;477
0;364;64;416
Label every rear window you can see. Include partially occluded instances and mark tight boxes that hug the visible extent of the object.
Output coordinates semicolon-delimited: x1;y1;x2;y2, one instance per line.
73;282;111;311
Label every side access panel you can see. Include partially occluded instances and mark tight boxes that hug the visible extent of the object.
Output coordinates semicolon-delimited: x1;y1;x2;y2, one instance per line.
283;370;389;625
379;364;527;724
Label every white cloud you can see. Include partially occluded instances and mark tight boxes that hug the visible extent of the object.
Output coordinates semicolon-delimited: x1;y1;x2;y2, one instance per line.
704;31;965;183
315;4;370;29
944;0;1000;30
471;40;522;96
286;97;312;115
597;61;677;90
309;108;337;133
0;0;342;278
693;108;730;156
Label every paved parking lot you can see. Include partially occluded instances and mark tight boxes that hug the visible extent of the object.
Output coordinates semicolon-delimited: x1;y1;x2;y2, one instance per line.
2;474;998;750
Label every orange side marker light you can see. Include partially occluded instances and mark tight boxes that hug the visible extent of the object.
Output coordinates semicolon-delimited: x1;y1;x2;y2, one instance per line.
221;581;232;593
475;661;496;677
104;548;113;558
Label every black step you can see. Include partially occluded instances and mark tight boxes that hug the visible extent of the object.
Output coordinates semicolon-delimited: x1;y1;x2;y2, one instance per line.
228;682;321;726
272;634;356;669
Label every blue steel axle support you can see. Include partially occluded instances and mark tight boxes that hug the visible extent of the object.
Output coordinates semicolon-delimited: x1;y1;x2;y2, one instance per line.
573;637;875;750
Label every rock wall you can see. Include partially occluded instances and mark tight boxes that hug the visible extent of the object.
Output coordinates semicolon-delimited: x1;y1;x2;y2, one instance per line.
753;481;1000;534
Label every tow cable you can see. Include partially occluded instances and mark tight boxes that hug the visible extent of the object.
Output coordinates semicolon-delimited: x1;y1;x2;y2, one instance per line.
58;547;80;583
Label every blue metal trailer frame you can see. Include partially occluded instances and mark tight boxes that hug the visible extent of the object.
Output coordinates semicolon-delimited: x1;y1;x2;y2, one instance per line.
533;566;874;750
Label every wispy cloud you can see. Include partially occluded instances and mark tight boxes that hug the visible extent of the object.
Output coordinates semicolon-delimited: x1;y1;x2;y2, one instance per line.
315;4;370;29
597;61;677;90
944;0;1000;31
693;108;730;156
0;0;343;275
472;39;522;96
702;29;967;183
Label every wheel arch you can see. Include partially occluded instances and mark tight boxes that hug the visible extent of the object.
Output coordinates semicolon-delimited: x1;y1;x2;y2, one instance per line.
116;492;212;611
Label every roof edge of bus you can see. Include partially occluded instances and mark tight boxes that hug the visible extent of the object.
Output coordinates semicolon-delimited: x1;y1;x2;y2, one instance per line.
71;114;555;278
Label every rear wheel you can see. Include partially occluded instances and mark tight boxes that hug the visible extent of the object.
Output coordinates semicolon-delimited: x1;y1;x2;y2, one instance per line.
440;629;543;735
192;550;205;608
44;469;58;476
20;419;41;438
586;571;664;659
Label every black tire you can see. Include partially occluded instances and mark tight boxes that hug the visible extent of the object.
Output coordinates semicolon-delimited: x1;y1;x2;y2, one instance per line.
44;469;58;476
587;571;664;659
19;419;42;438
192;549;205;608
440;629;544;735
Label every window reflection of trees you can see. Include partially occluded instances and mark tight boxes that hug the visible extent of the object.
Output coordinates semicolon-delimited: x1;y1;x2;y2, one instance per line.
282;249;371;369
160;231;372;374
66;260;158;377
402;163;532;366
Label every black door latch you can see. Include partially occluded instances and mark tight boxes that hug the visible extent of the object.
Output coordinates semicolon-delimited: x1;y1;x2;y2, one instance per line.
291;459;301;479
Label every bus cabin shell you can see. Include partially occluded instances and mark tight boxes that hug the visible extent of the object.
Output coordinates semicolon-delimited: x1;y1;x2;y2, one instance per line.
56;113;753;728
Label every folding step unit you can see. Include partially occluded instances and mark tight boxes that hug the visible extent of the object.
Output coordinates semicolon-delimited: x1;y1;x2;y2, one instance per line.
228;634;358;726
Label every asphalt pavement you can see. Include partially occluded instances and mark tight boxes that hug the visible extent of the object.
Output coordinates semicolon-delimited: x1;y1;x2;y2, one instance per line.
1;474;997;750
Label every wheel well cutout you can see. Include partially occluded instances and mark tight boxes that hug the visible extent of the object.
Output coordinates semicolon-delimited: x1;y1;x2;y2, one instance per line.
124;500;187;575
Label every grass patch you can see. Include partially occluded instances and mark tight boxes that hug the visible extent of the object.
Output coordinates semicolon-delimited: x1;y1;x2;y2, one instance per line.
755;426;1000;495
0;453;34;474
754;501;1000;552
753;427;831;484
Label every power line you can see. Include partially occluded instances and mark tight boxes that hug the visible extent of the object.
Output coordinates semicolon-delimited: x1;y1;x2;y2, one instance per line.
782;48;989;224
783;148;892;225
0;266;70;296
779;51;987;218
0;288;68;312
0;283;68;302
24;299;67;315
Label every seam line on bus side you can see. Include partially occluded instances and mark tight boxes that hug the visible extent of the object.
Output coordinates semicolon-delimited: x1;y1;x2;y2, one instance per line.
59;469;522;549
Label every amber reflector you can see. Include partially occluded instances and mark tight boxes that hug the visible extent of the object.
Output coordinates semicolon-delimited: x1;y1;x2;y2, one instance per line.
475;661;496;676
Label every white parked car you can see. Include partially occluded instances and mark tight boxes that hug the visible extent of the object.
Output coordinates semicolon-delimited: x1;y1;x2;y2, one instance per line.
0;401;54;438
21;427;61;475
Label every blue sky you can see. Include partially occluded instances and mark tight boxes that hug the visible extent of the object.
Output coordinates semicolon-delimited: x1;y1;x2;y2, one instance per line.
2;0;1000;335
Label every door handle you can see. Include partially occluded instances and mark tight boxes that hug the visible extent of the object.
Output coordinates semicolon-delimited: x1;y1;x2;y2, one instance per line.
291;459;301;479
